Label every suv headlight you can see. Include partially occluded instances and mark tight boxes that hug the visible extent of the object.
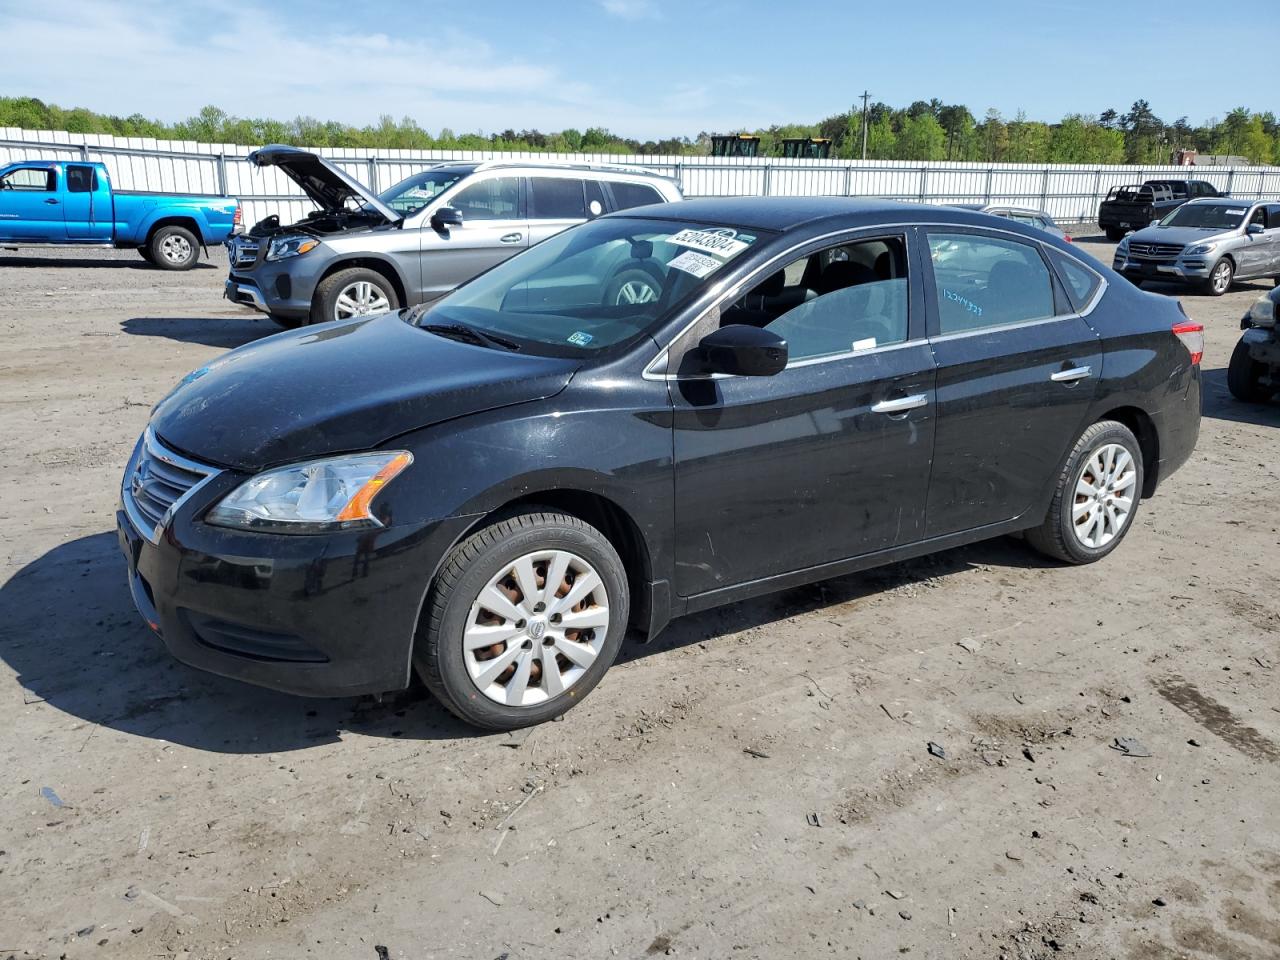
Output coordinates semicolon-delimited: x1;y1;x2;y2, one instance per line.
1115;238;1129;254
266;235;320;261
1185;241;1217;255
206;451;412;533
1248;294;1277;327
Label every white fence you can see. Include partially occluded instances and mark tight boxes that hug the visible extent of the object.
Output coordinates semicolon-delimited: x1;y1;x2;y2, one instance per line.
3;127;1279;228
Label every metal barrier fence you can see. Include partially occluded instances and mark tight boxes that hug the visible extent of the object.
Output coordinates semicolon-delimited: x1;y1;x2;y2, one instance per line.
4;128;1279;229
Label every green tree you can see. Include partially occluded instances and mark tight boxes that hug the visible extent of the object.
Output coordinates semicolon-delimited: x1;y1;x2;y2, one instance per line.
864;114;897;160
895;114;946;161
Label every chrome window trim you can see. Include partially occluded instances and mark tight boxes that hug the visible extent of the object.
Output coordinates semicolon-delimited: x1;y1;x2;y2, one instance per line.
122;428;222;546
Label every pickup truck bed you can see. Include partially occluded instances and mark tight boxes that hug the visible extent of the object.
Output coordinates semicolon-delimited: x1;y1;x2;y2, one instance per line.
1097;179;1221;241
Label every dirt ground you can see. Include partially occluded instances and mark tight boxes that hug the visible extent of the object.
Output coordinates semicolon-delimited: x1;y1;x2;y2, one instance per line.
0;233;1278;960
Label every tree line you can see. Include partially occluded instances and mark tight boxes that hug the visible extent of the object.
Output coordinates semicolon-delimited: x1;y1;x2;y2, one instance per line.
1;96;1276;165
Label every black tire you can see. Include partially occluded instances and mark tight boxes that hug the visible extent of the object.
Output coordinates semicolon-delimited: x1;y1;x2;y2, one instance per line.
603;264;664;307
1104;227;1126;242
1026;420;1144;565
310;267;399;325
147;225;200;271
1226;339;1273;402
1203;257;1233;296
269;314;303;330
415;509;630;730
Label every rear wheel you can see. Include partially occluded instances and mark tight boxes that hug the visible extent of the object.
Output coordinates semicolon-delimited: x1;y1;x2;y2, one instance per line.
1204;257;1233;296
416;509;629;730
311;267;399;325
1105;227;1126;242
1026;420;1143;565
1227;339;1273;402
148;225;199;270
603;265;663;306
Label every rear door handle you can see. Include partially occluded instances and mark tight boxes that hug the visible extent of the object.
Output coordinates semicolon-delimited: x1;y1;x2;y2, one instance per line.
500;232;523;243
44;198;60;205
871;394;928;415
1050;366;1092;383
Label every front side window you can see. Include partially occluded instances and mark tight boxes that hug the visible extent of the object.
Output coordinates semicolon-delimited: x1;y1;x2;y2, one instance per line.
928;232;1055;334
449;177;521;221
529;177;587;220
412;218;764;357
0;167;55;191
1160;203;1247;230
609;181;663;211
378;169;466;216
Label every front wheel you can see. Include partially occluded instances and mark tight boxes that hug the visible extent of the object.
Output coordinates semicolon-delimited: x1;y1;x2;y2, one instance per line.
1227;339;1273;402
148;225;200;270
1026;420;1144;565
603;265;663;306
415;509;630;730
1204;258;1234;296
311;267;399;325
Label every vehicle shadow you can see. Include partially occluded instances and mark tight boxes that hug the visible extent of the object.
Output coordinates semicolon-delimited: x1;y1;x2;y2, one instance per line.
0;255;218;271
1138;278;1273;298
121;316;277;349
0;532;476;754
1200;366;1280;426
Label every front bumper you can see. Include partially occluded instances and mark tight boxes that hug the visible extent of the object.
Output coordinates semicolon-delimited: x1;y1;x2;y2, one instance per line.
1112;255;1212;284
1240;326;1280;366
117;475;475;698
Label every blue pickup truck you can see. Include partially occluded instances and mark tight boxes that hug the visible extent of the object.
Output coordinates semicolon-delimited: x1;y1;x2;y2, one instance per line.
0;160;239;269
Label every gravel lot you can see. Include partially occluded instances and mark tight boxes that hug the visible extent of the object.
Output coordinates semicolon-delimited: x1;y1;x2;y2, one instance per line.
1;235;1278;960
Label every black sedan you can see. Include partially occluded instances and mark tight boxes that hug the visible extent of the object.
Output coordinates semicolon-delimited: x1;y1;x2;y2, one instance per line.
119;198;1203;729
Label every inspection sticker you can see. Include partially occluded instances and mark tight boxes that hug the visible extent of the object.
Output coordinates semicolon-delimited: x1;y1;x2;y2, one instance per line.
567;330;594;346
668;250;723;278
667;229;749;258
1225;208;1246;216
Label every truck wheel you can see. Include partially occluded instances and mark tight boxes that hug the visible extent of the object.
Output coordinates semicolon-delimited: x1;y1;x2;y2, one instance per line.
1104;227;1125;242
1226;339;1273;402
415;509;629;730
148;225;200;270
1204;258;1233;296
1025;420;1143;565
311;267;399;325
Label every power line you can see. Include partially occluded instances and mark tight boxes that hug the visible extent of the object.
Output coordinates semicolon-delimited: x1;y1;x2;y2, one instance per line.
859;91;871;161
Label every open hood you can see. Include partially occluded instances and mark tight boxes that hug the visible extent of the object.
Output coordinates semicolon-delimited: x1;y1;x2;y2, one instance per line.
247;145;402;225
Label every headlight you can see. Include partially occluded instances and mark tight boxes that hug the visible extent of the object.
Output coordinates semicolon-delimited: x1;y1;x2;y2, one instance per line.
206;451;412;533
1249;295;1277;327
266;235;320;261
1115;239;1129;254
1185;242;1217;255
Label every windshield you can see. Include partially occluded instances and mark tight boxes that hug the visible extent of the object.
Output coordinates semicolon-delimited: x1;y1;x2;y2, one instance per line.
1160;204;1247;230
410;217;767;357
378;169;467;216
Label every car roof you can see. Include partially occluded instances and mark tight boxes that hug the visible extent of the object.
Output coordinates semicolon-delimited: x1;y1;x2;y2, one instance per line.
1183;197;1253;206
5;160;60;168
605;196;1022;232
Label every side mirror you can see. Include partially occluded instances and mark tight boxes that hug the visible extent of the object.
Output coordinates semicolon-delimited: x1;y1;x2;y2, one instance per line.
1150;219;1160;228
699;324;788;377
431;206;463;230
1246;223;1264;236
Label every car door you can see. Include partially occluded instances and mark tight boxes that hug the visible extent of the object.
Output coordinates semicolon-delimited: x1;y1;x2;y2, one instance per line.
668;231;937;600
62;164;111;241
1266;205;1280;275
921;226;1103;539
418;175;527;302
1235;205;1269;278
0;165;64;240
526;176;589;246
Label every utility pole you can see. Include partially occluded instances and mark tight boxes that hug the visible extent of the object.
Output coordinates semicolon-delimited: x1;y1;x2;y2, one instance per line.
859;90;871;160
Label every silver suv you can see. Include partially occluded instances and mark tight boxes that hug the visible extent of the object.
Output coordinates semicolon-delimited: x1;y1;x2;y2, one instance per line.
1113;198;1280;296
225;147;683;327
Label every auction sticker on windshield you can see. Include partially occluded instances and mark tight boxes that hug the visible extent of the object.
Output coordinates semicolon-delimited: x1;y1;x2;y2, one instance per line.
668;250;724;278
667;229;750;258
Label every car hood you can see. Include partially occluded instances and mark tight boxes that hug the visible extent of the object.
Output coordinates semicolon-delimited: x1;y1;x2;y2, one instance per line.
1126;225;1229;245
247;145;402;225
150;312;579;472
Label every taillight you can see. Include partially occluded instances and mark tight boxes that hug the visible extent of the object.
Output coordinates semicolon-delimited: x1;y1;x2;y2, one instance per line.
1063;235;1073;243
233;205;243;226
1172;319;1204;366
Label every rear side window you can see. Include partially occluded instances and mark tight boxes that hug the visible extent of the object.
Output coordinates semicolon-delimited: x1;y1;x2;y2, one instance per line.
1045;247;1102;311
927;232;1055;334
584;179;606;218
529;177;587;220
66;165;96;192
450;177;520;221
609;181;663;211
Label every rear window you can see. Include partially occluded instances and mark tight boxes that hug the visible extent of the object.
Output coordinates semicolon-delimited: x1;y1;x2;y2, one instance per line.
1045;247;1102;311
609;181;663;211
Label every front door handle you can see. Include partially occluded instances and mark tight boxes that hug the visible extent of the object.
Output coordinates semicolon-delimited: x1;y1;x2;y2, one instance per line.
1050;365;1092;383
871;393;928;415
500;232;523;243
44;198;60;205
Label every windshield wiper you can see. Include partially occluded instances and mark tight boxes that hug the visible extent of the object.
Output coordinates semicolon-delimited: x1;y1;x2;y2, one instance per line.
421;321;521;352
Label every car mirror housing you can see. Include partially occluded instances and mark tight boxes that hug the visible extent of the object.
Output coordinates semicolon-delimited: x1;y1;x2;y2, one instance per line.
1150;219;1160;228
431;206;464;230
1246;223;1264;236
699;324;788;377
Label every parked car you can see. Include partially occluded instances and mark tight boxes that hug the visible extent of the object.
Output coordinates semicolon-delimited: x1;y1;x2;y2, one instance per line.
1228;287;1280;402
952;203;1067;239
0;160;239;269
225;147;684;327
1098;179;1220;241
121;197;1202;729
1112;198;1280;295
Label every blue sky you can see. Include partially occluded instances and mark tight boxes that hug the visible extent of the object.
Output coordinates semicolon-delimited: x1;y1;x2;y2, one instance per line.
2;0;1276;139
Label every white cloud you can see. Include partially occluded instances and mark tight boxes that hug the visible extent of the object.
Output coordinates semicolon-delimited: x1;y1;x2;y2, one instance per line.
598;0;661;20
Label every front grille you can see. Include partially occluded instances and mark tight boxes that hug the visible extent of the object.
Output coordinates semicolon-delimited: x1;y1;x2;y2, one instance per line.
227;237;260;269
122;430;218;543
1127;242;1184;262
